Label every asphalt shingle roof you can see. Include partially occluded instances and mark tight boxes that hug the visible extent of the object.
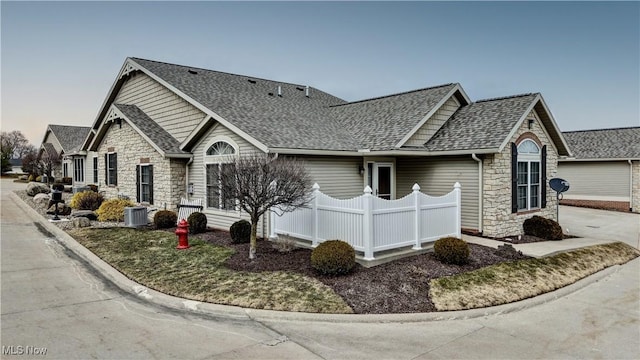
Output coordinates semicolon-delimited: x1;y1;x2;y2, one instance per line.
562;127;640;159
41;143;59;158
48;125;91;153
114;104;188;156
425;94;539;151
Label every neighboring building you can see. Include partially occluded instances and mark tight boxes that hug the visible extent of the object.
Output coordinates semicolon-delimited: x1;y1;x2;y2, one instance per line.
558;127;640;213
7;159;24;174
78;57;572;238
40;124;92;182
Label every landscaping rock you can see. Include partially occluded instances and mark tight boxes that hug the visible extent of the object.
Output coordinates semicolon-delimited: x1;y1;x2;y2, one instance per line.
71;210;98;221
18;175;28;181
47;203;71;216
72;217;91;228
26;182;50;196
33;193;51;209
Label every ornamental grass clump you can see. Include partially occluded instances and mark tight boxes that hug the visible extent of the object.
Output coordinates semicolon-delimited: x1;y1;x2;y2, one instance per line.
433;237;470;265
70;191;104;211
96;198;136;222
311;240;356;276
523;215;563;240
154;210;177;229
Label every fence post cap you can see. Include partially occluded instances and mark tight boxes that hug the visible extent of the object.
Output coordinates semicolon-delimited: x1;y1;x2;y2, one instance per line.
312;183;320;190
364;185;372;194
454;182;461;188
412;183;420;191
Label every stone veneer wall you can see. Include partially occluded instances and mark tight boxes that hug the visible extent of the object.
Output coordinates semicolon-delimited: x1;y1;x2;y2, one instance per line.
482;112;559;238
633;160;640;213
97;121;186;210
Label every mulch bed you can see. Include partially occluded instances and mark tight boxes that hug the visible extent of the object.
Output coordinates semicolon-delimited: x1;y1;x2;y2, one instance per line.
195;231;530;314
494;233;578;244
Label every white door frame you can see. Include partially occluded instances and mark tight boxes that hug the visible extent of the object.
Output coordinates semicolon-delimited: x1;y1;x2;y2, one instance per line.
366;160;395;200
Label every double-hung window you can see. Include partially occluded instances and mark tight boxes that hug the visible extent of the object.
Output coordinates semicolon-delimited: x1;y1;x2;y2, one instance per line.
105;152;117;186
516;140;541;211
136;164;153;204
93;157;99;184
74;158;84;183
205;140;236;211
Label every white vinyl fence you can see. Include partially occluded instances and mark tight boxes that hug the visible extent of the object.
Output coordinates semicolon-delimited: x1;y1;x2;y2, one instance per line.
270;182;461;260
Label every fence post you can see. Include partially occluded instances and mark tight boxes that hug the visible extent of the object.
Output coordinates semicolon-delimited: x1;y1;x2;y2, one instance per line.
454;182;462;238
311;183;320;247
412;183;422;250
363;185;374;260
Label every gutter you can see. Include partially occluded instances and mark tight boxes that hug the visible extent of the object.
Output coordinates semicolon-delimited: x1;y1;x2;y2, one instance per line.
472;153;483;234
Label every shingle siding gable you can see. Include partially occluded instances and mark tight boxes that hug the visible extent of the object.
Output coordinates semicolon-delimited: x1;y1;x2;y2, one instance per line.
405;96;461;147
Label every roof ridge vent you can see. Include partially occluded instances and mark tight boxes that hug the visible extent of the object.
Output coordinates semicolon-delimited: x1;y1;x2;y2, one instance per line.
188;69;198;75
248;79;257;84
277;85;282;97
305;85;310;97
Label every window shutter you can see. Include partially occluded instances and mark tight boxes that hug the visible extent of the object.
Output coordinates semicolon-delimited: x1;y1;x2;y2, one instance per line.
104;154;108;185
149;165;154;205
113;154;118;185
541;145;547;208
136;165;140;202
511;142;518;213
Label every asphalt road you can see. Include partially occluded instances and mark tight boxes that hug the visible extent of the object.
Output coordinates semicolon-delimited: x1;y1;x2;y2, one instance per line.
2;179;639;359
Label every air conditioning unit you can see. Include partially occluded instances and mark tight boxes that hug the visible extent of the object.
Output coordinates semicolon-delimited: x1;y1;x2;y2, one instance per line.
124;207;148;227
73;186;90;194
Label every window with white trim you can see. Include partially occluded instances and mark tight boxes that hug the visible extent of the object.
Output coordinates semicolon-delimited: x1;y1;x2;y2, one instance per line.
205;140;237;210
516;139;541;211
74;158;84;182
93;157;98;183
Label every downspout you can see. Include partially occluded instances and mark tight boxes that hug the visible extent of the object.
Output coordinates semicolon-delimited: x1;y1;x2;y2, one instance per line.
472;153;483;234
264;152;279;239
629;160;633;212
185;157;193;200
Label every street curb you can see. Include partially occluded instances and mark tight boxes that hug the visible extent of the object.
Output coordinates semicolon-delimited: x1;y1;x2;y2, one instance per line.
8;191;627;324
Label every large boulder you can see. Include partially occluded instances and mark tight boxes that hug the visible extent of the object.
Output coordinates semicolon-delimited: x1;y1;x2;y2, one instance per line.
47;203;71;216
72;217;91;228
26;182;50;196
33;193;51;209
71;210;98;221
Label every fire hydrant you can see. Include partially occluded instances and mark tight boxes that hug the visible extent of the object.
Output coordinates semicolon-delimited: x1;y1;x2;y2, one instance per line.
176;219;190;249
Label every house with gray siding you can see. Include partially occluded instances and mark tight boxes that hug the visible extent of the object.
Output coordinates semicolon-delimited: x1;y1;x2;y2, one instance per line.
78;57;572;238
558;127;640;213
40;124;91;182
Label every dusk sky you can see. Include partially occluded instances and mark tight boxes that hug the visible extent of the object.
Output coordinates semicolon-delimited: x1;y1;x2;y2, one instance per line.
2;1;639;146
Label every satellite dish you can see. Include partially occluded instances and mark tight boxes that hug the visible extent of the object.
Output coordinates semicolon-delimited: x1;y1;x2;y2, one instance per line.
549;178;570;193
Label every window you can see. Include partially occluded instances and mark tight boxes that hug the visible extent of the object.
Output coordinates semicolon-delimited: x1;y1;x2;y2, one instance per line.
93;157;98;183
105;153;117;186
136;164;153;204
516;140;541;211
205;140;237;210
63;163;69;178
74;158;84;182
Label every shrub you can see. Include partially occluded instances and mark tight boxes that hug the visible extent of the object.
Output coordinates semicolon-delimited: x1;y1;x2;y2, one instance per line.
523;215;563;240
96;198;135;222
433;237;470;265
35;175;42;182
187;212;208;234
70;191;104;210
230;220;251;243
61;177;72;185
154;210;178;229
310;240;356;276
87;184;98;192
27;174;34;182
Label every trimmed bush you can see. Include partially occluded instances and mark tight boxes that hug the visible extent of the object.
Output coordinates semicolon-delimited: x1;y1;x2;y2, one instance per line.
61;177;73;185
434;237;470;265
230;220;251;243
27;174;35;182
87;184;98;192
310;240;356;276
187;212;207;234
154;210;178;229
523;215;563;240
96;198;135;222
35;175;42;182
70;191;104;211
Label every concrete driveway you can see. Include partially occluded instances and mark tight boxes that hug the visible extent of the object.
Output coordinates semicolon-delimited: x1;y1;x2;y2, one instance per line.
559;205;640;249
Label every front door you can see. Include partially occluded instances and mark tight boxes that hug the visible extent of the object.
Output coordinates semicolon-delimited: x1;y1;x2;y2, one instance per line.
368;162;392;200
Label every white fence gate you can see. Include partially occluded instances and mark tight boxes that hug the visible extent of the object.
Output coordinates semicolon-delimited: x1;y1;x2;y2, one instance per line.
270;183;461;260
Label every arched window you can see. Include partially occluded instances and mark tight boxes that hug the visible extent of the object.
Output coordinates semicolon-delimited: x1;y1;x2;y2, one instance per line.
516;139;541;211
204;139;237;210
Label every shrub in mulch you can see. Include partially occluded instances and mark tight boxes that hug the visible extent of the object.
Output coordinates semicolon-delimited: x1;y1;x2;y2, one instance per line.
523;215;563;240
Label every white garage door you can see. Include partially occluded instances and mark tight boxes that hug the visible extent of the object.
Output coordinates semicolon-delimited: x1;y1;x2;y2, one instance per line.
557;161;630;200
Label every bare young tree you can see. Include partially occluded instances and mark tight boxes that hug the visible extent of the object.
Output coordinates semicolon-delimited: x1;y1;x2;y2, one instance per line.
217;153;312;259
